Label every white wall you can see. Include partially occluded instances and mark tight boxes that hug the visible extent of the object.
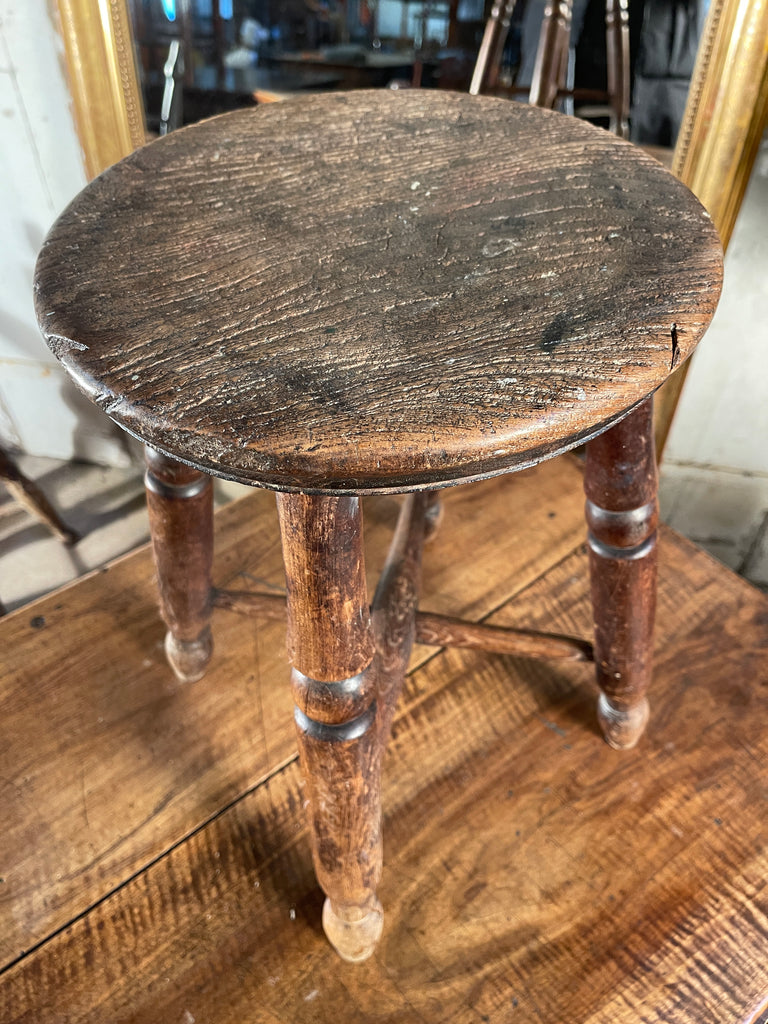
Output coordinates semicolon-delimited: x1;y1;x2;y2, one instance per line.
660;134;768;587
0;0;132;465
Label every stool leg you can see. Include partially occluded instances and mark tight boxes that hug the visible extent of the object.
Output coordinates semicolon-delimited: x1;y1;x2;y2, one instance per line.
276;493;382;963
423;489;443;541
145;447;213;682
584;398;657;749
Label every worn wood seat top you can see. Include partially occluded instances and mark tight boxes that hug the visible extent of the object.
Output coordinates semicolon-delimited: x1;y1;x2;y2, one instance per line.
34;91;722;492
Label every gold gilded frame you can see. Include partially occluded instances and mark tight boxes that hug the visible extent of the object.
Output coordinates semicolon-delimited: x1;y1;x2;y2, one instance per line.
54;0;145;179
54;0;768;447
655;0;768;453
674;0;768;249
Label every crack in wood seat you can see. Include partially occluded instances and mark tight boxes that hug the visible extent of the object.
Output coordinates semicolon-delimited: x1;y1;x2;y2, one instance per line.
34;90;723;964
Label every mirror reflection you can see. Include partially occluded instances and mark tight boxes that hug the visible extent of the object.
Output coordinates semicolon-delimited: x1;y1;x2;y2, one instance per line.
127;0;704;147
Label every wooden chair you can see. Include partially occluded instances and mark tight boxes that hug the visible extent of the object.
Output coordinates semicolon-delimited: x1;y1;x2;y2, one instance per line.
34;91;721;962
0;445;79;547
470;0;630;137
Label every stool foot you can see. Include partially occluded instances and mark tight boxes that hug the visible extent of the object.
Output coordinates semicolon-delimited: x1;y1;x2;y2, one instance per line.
597;692;650;749
165;627;212;683
322;896;384;963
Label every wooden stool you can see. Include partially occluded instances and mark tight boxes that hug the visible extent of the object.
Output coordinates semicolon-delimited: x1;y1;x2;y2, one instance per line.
34;91;722;963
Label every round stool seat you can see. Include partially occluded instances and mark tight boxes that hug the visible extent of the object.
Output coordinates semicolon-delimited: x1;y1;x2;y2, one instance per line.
34;91;721;493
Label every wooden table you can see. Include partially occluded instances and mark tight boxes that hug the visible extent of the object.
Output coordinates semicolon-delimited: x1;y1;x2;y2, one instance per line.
32;91;722;964
2;460;768;1021
263;50;423;89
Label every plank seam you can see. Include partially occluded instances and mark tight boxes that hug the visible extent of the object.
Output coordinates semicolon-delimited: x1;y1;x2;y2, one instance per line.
0;750;299;979
0;538;588;978
413;536;587;677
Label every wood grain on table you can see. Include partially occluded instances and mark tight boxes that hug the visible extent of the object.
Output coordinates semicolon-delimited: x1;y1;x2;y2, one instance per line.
2;455;768;1021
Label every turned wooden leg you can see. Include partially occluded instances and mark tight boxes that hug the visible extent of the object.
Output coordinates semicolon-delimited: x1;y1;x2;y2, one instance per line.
145;447;213;682
423;489;443;541
0;446;79;545
276;493;382;962
585;398;657;749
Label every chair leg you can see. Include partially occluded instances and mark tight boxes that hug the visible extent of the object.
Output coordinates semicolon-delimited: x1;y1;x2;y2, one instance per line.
585;398;658;749
605;0;630;138
276;493;383;963
529;0;573;109
0;446;79;545
145;447;213;682
470;0;518;95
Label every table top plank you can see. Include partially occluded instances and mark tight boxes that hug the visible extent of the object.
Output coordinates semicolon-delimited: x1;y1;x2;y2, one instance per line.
0;457;585;968
35;92;722;491
3;526;767;1022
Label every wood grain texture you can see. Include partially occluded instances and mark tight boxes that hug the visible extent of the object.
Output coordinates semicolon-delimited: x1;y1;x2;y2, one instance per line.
213;589;595;661
370;493;430;748
279;493;383;957
0;455;587;969
34;91;722;493
277;494;374;682
285;493;431;960
2;523;767;1022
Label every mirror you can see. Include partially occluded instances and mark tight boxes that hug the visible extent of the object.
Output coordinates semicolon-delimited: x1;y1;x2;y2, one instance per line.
657;0;768;452
53;0;768;445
